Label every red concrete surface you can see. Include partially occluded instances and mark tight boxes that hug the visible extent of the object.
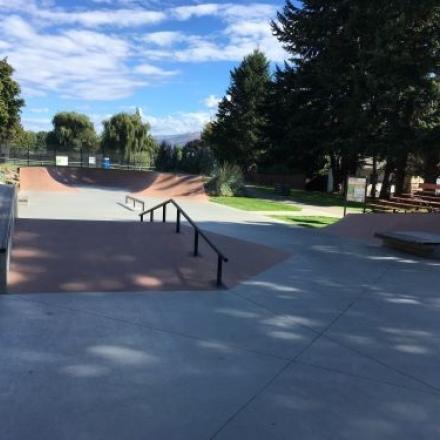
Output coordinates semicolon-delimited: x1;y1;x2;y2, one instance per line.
324;213;440;243
9;219;290;294
19;167;208;200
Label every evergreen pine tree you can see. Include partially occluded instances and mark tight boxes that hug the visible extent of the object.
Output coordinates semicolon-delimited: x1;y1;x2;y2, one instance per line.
272;1;440;193
207;50;270;170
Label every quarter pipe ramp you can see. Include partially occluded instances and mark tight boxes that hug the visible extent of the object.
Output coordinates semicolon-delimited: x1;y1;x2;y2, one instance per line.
19;167;208;201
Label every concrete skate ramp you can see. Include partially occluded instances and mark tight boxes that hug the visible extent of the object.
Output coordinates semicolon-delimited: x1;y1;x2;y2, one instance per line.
324;213;440;243
19;167;208;200
9;219;289;294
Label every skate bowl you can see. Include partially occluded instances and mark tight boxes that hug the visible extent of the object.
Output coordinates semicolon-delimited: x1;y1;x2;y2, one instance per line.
324;212;440;243
19;167;208;201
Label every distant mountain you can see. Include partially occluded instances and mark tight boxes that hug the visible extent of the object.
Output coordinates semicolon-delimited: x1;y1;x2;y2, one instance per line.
153;132;201;147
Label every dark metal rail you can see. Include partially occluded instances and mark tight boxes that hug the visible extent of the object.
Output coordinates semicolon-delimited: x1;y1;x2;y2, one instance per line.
125;195;146;212
139;199;228;287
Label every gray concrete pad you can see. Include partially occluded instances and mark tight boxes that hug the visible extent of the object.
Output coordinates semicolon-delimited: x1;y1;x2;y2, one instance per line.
326;267;440;390
214;362;440;440
297;335;437;394
0;295;285;440
2;187;440;439
10;290;317;360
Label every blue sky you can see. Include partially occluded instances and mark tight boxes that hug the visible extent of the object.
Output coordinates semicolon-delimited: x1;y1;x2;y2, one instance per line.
0;0;289;135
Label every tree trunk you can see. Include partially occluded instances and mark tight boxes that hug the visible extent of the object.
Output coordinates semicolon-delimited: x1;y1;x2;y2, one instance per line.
394;152;409;195
340;152;359;195
370;155;378;199
380;159;394;199
329;153;341;192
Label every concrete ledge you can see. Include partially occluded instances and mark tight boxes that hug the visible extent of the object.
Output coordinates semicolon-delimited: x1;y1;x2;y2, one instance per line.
0;185;16;292
375;230;440;258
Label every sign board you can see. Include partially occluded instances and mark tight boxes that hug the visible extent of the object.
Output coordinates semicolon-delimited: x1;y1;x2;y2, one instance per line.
346;177;367;203
55;156;69;167
102;157;111;170
88;156;96;166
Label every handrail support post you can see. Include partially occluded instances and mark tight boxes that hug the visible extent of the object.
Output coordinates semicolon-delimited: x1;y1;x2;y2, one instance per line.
138;198;228;287
194;230;199;257
217;256;223;287
176;211;181;233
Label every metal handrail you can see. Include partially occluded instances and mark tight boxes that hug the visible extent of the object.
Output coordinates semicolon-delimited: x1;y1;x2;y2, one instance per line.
139;199;229;287
125;195;146;211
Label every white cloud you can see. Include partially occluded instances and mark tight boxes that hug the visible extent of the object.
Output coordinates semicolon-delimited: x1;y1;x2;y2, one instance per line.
0;15;176;100
1;2;287;123
203;94;221;109
142;31;185;47
137;4;286;63
221;3;277;21
144;111;211;135
28;107;49;113
134;64;178;77
173;4;221;21
1;2;166;28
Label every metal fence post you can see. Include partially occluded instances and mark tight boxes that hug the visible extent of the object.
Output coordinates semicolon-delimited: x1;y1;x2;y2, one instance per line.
163;204;167;223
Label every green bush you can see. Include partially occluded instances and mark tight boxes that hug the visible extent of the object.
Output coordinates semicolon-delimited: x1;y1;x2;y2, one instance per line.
206;163;244;196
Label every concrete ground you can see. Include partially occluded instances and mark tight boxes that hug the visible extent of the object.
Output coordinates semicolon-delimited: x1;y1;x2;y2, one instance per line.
2;188;440;439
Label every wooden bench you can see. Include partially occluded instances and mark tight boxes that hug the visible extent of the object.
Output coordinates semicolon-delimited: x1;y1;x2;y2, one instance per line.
375;231;440;258
399;194;440;212
368;199;427;213
369;203;399;213
0;185;16;292
390;197;435;212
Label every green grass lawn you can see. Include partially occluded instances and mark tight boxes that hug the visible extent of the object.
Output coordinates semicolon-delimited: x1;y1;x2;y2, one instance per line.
272;215;340;229
211;196;302;212
248;185;364;211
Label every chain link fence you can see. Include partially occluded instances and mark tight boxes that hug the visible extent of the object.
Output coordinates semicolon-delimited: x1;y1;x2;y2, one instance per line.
0;147;154;171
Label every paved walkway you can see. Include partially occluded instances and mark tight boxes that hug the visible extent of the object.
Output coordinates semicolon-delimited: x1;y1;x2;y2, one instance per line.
1;188;440;439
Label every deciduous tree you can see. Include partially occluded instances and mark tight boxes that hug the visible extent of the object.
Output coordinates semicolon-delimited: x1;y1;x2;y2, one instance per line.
101;110;156;164
47;112;98;152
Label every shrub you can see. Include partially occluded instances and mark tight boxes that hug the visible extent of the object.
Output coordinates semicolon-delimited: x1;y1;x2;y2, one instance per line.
206;163;245;196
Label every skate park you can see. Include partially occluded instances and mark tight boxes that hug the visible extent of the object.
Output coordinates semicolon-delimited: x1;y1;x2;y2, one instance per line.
1;166;440;439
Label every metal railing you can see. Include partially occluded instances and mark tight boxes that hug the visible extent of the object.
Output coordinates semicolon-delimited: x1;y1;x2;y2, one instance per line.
139;199;229;287
125;195;146;211
0;185;16;293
